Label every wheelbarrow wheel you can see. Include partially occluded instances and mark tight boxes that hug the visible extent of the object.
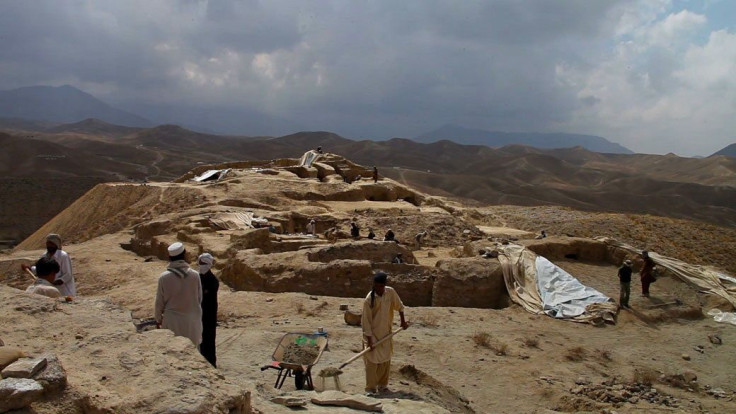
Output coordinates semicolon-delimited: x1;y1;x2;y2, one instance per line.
294;371;306;390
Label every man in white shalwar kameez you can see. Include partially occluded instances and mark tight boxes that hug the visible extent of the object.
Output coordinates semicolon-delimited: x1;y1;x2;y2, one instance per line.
22;233;75;297
361;271;409;395
154;242;203;348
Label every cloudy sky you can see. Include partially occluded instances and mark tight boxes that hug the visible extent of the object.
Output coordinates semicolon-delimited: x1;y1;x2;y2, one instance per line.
1;0;734;155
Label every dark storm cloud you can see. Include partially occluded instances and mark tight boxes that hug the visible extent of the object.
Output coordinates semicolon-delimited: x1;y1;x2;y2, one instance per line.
1;1;733;154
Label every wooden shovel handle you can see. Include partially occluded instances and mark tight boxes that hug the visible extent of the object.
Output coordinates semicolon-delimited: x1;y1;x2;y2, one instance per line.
24;267;37;281
339;327;404;369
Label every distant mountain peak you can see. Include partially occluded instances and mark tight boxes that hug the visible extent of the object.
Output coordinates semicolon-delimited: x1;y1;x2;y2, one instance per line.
0;84;152;128
414;124;633;154
711;143;736;158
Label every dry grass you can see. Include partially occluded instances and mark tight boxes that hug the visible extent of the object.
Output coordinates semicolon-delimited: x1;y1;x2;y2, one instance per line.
472;332;508;356
633;368;659;385
414;314;440;328
523;337;540;348
595;348;612;362
565;346;587;362
472;332;492;348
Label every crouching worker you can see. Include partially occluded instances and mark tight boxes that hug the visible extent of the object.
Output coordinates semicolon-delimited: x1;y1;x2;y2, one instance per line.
154;242;203;348
362;271;409;395
25;257;61;299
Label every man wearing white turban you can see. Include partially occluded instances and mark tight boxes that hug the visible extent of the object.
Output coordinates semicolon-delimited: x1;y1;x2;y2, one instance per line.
22;233;75;297
198;252;219;367
154;242;203;348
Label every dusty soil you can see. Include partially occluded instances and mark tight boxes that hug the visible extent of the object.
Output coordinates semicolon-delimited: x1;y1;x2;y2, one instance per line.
282;342;321;365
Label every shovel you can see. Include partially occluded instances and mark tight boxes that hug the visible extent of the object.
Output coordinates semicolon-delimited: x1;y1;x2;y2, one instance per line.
319;327;405;379
24;267;37;281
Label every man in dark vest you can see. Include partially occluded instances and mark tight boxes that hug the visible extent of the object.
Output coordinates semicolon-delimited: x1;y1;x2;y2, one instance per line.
198;253;219;367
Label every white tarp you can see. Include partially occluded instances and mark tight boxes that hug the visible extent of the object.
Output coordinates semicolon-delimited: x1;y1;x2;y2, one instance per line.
192;169;230;182
298;150;321;168
497;243;617;324
536;256;612;319
208;212;268;230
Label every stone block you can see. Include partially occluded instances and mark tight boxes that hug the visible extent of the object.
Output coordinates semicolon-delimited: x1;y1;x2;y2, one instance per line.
0;378;44;412
1;356;47;379
311;390;383;412
33;353;67;394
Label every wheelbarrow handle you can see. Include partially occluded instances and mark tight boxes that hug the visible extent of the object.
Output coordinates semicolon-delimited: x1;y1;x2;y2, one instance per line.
339;327;404;369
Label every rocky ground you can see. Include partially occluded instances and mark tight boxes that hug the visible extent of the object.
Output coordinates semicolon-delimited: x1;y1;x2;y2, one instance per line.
1;154;735;413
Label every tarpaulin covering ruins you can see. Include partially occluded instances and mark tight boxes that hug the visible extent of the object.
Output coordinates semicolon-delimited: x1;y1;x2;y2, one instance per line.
496;243;617;325
192;169;231;182
597;237;736;308
208;212;268;230
298;150;321;168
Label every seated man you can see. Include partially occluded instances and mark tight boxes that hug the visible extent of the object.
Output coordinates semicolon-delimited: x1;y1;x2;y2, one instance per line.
25;257;62;299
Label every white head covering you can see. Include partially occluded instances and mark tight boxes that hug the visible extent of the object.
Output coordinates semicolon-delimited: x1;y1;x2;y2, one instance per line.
168;242;185;257
198;252;214;274
46;233;62;248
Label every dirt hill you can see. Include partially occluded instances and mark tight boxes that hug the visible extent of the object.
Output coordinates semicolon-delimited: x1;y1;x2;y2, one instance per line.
1;124;734;248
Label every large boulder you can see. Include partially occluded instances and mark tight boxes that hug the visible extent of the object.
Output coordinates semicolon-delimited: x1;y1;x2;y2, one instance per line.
433;258;510;309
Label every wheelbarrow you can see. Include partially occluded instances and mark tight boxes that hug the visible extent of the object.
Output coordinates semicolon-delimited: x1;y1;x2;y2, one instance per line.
260;332;328;390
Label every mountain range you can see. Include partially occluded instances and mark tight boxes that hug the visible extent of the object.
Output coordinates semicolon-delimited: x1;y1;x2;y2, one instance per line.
0;84;646;153
415;124;633;154
1;118;734;245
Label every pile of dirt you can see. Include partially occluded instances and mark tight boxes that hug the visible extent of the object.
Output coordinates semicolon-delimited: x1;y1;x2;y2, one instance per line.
282;343;321;365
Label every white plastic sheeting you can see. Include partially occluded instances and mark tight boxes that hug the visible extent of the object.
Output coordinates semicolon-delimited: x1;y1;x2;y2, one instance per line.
536;256;612;319
192;169;230;182
707;309;736;326
497;243;617;324
298;150;321;168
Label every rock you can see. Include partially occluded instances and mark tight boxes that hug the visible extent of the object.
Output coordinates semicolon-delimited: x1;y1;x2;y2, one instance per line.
1;356;47;378
681;354;690;361
707;387;728;398
309;296;318;300
0;377;44;412
694;345;704;354
339;304;349;311
344;310;362;326
681;371;697;383
311;390;383;412
271;396;307;407
265;298;274;302
32;353;67;394
575;377;590;385
0;338;3;346
628;396;639;404
708;334;722;345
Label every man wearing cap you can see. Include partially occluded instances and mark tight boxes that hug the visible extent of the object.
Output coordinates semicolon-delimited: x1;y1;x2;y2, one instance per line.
198;253;219;367
154;242;203;348
361;272;409;395
21;233;75;297
618;259;633;308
